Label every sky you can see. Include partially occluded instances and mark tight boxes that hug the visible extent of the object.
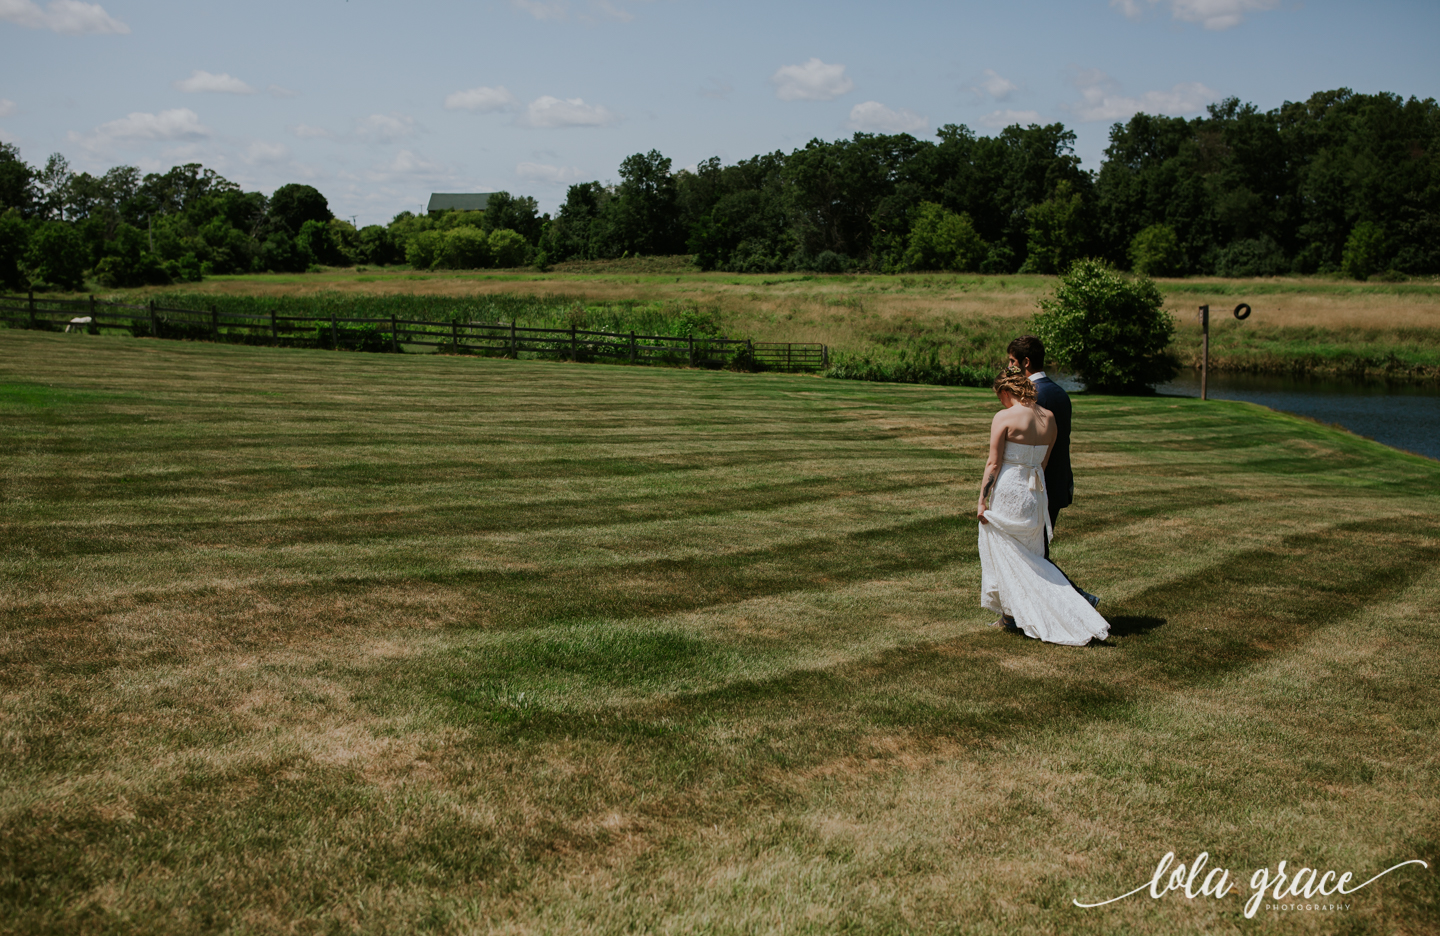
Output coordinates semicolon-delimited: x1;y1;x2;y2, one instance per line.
2;0;1437;226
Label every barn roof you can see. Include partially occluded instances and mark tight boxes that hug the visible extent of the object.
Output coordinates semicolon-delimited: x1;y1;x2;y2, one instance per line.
427;193;496;213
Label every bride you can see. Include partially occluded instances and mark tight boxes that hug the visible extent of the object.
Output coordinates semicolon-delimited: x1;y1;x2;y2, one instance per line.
977;368;1109;645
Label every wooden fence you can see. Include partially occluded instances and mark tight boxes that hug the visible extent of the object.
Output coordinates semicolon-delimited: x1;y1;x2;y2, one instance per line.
0;292;829;372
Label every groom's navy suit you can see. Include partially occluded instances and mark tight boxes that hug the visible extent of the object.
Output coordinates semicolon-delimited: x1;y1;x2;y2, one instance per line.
1031;374;1073;536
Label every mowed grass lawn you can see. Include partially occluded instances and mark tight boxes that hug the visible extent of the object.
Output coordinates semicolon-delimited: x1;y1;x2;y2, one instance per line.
1;330;1437;935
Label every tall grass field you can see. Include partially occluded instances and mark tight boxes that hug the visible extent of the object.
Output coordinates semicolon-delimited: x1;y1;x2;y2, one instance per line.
139;267;1440;382
1;328;1437;934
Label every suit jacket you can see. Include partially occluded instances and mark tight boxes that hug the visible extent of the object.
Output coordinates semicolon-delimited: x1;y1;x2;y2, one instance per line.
1032;376;1074;511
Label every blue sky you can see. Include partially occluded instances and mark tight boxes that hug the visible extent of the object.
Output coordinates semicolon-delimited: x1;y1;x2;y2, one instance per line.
2;0;1437;225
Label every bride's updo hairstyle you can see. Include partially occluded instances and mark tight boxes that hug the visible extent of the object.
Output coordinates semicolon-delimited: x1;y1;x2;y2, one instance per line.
993;365;1037;404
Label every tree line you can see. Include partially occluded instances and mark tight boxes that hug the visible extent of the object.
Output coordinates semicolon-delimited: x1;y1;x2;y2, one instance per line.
0;87;1435;291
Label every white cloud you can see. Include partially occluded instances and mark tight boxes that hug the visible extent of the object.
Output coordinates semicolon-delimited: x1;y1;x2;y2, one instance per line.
291;124;333;139
512;0;568;20
268;85;300;99
376;149;448;178
71;108;210;151
444;86;518;112
978;109;1043;128
355;112;420;143
770;58;854;102
1111;0;1280;30
594;0;633;21
243;141;290;165
846;101;927;134
521;95;619;128
0;99;15;118
174;70;255;94
0;0;128;34
516;161;584;184
975;69;1018;102
1069;69;1218;122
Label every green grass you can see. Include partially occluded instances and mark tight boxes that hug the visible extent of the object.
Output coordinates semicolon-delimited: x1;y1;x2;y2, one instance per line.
2;330;1438;934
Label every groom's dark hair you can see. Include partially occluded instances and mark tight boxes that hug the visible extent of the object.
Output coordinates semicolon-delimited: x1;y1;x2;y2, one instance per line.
1007;335;1045;371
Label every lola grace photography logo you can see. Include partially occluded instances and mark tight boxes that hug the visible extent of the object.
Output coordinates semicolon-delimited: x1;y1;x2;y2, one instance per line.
1073;851;1429;918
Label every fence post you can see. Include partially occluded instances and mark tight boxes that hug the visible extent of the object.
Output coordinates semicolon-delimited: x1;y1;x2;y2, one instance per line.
510;321;517;358
270;309;278;342
451;320;459;353
148;299;157;338
89;295;96;325
210;304;219;342
390;314;399;354
822;345;828;369
571;324;577;362
28;289;35;330
688;334;694;367
630;331;637;364
331;311;339;350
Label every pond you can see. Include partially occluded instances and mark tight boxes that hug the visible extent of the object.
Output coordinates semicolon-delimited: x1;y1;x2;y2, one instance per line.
1159;371;1439;461
1053;370;1440;461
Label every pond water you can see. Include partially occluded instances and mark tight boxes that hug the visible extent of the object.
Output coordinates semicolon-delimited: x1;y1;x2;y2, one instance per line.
1056;370;1440;462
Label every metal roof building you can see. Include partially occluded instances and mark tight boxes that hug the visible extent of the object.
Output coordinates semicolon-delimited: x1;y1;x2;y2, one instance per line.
427;193;496;214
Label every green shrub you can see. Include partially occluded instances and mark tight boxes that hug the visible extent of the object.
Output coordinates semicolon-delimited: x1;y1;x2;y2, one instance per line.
1213;236;1286;277
0;211;27;291
1128;223;1182;277
25;222;87;290
488;228;528;268
435;227;492;270
903;203;987;272
1032;258;1178;393
94;252;171;288
1020;181;1084;274
1341;222;1387;281
823;352;994;388
258;232;305;273
405;230;444;270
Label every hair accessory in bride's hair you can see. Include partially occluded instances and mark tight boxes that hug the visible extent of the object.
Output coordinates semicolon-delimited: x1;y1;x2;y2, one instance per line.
992;367;1037;403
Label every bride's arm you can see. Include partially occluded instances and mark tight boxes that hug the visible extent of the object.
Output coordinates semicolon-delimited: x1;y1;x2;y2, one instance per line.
977;416;1007;523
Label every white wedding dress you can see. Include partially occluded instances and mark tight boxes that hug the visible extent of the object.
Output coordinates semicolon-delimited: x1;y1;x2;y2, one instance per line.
978;442;1110;646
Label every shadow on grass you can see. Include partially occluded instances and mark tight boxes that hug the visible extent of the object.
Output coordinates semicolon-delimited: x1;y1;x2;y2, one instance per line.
1103;615;1167;638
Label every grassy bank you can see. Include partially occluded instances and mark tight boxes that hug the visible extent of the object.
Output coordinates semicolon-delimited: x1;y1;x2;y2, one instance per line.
2;330;1437;933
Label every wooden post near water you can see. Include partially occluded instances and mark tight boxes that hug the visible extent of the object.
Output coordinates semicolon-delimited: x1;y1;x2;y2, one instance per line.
1199;305;1209;401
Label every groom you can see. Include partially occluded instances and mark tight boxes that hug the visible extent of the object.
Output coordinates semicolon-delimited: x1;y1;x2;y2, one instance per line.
1006;335;1099;608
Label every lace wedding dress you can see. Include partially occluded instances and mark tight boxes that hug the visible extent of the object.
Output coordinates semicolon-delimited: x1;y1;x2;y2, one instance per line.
978;442;1110;646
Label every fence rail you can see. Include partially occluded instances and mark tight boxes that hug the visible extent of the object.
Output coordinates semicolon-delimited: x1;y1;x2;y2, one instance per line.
0;292;829;371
